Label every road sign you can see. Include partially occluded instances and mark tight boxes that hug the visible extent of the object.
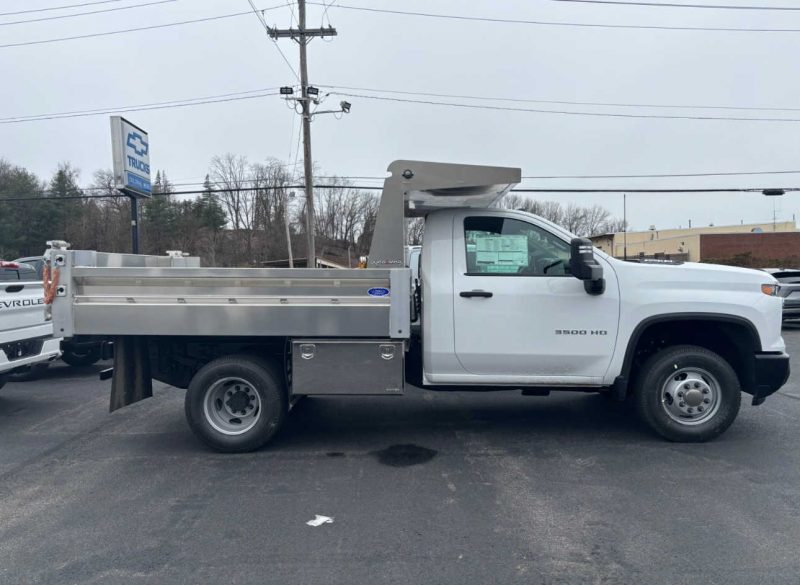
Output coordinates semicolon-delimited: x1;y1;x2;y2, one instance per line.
110;116;151;197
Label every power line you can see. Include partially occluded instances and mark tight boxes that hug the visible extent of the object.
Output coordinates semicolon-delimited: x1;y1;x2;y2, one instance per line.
32;169;800;190
320;0;337;27
323;84;800;114
1;0;177;27
330;91;800;123
0;90;281;124
0;3;287;49
26;170;800;191
0;86;281;122
524;170;800;179
0;0;126;17
4;184;798;202
246;0;300;81
316;2;800;33
547;0;800;10
513;187;800;193
10;80;800;125
10;81;800;124
0;185;330;201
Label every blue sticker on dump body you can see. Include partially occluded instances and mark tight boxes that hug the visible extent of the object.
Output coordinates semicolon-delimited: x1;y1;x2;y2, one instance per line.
368;287;390;297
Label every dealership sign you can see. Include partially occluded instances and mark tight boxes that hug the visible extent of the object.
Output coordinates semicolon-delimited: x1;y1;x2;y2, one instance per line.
110;116;151;196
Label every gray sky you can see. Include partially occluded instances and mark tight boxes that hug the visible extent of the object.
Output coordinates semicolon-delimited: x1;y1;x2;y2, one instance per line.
3;0;800;231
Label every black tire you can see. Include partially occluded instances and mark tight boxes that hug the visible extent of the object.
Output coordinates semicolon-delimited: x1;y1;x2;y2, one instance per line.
0;374;7;391
634;345;741;442
184;355;287;453
7;362;50;382
61;345;102;368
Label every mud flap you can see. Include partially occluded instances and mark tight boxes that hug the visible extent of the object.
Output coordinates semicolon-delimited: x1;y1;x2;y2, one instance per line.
110;336;152;412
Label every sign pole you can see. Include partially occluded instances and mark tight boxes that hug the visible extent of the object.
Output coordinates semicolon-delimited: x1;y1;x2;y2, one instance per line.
129;193;140;254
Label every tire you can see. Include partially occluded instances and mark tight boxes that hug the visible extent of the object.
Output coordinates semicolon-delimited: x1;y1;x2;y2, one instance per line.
0;374;7;391
7;362;50;382
634;345;741;442
184;355;287;453
61;345;101;368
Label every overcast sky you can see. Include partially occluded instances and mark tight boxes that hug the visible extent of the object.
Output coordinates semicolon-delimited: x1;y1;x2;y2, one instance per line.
3;0;800;231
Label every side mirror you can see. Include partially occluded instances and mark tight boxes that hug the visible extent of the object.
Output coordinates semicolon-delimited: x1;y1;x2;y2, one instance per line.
569;238;605;295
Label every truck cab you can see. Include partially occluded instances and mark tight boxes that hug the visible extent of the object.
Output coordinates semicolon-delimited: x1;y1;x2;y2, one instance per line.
422;208;619;385
46;160;789;451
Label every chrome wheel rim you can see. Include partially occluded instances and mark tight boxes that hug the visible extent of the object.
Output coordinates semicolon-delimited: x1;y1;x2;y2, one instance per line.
660;367;721;426
203;377;262;436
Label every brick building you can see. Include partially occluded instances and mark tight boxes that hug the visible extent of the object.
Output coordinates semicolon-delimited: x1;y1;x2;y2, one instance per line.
590;221;800;266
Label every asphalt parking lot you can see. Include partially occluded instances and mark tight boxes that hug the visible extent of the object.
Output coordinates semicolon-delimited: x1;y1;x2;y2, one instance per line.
2;332;800;585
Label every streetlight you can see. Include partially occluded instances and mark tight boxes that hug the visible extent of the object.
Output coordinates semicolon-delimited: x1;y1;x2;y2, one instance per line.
763;189;786;232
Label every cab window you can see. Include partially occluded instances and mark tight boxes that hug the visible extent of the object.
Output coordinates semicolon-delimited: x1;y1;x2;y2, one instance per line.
464;216;570;276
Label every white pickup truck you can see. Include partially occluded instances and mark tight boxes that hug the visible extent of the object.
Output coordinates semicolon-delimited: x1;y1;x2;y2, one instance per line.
0;261;62;389
45;161;789;451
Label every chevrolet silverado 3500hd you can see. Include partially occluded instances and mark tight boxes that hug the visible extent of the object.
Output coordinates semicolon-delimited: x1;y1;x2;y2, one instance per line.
0;262;62;389
45;161;789;451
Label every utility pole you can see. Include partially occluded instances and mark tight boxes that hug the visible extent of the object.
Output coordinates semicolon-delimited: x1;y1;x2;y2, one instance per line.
298;0;315;267
623;193;627;261
763;189;786;232
269;1;339;268
284;191;294;268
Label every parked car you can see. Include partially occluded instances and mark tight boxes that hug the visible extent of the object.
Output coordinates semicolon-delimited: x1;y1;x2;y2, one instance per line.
763;268;800;321
12;256;105;370
0;260;38;282
13;256;45;280
0;261;62;389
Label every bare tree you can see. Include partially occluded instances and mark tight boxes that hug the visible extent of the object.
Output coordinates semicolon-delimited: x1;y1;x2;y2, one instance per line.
600;218;628;234
88;169;131;253
497;195;620;236
582;204;612;237
406;218;424;245
210;154;256;264
250;158;294;262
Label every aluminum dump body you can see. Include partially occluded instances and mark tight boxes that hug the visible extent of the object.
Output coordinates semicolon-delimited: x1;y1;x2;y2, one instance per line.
49;249;411;339
48;160;520;342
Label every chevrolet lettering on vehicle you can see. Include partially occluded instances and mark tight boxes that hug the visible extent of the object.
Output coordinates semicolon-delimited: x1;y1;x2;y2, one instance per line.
1;298;44;309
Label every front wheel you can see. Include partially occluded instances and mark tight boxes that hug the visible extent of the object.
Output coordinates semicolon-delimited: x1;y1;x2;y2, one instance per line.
184;355;287;453
634;345;741;442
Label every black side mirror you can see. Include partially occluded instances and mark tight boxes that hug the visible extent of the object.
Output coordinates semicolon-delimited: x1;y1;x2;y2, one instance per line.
569;238;605;295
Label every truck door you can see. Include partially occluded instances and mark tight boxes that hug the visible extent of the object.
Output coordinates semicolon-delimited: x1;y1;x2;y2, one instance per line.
452;212;620;383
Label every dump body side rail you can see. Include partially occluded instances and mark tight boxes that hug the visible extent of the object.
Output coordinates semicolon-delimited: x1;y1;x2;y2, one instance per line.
47;245;411;340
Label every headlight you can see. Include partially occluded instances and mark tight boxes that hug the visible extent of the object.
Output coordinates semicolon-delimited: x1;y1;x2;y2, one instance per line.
761;283;779;296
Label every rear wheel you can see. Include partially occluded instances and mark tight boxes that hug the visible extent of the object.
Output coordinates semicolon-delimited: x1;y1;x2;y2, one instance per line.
61;345;101;368
634;345;741;442
184;355;287;453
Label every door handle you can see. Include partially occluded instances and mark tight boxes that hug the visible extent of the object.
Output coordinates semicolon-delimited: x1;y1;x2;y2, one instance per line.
460;290;493;298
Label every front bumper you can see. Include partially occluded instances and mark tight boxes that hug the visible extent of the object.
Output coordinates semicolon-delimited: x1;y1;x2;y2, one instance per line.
781;301;800;320
749;352;790;405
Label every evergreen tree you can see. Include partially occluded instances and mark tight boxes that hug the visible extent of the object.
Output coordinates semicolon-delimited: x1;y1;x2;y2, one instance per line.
141;169;177;254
